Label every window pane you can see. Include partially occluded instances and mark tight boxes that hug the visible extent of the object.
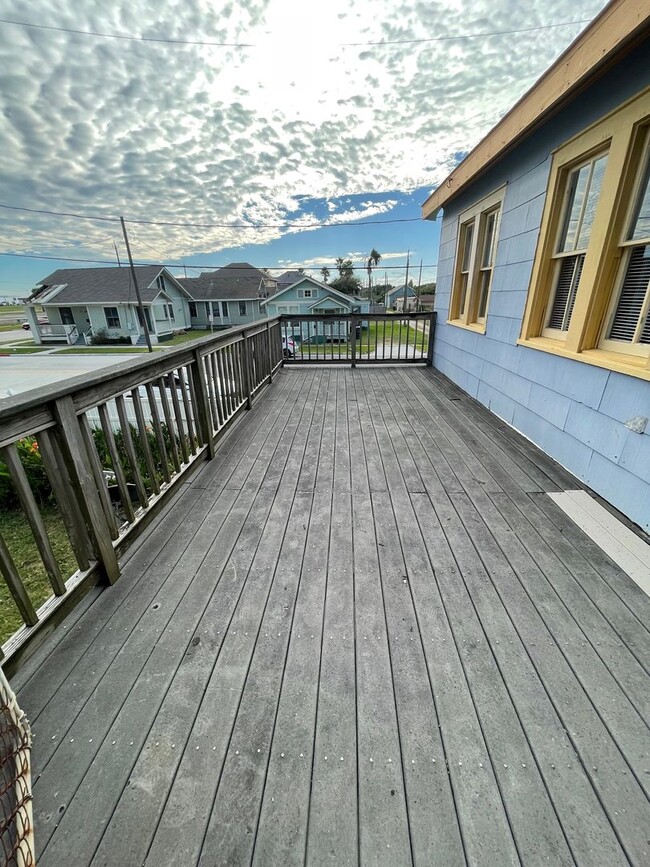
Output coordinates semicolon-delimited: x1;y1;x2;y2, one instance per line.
608;244;650;342
461;222;474;272
558;155;607;253
547;254;584;331
477;271;492;319
481;210;499;268
628;149;650;242
458;274;469;315
576;155;607;249
559;164;590;252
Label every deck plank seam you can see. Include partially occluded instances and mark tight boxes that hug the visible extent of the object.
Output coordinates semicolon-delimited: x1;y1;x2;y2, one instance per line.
367;370;524;865
135;372;325;865
247;370;332;865
433;485;646;862
39;374;322;861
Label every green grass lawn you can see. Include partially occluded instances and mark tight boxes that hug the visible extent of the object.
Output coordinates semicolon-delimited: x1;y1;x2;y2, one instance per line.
58;346;149;354
0;305;25;314
159;329;214;346
0;507;77;644
1;345;50;354
0;322;25;332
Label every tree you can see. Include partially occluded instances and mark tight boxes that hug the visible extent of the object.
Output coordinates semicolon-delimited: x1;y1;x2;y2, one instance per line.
320;266;330;283
331;256;361;294
366;248;381;296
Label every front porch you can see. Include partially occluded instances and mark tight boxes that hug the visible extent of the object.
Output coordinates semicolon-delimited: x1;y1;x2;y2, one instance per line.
9;364;650;866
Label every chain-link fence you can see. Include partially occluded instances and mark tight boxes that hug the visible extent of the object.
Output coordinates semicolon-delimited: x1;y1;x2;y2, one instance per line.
0;669;33;866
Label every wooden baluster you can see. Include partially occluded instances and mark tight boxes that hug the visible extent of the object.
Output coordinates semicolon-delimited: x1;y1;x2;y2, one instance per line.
167;371;190;465
242;331;253;410
208;353;224;429
0;533;38;627
78;415;120;540
224;344;237;409
97;402;136;523
38;428;92;571
130;388;160;496
265;322;273;382
144;382;172;484
177;366;197;455
115;395;149;507
55;398;120;584
156;377;182;473
217;348;233;417
189;353;215;459
0;443;66;596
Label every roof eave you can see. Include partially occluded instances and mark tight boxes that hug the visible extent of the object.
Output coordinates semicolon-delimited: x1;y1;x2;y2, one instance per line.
421;0;650;220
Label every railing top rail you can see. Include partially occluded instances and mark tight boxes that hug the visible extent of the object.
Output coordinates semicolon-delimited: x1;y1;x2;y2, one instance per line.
0;316;280;424
279;312;433;321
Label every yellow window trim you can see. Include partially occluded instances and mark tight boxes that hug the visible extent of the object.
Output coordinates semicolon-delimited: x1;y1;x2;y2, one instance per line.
446;319;487;334
448;186;505;330
519;87;650;375
516;336;650;381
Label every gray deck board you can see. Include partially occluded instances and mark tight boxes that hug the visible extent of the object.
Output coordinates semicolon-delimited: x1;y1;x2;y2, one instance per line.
13;367;649;867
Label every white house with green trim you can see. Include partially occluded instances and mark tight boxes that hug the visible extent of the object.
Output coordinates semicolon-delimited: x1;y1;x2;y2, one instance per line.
25;266;193;345
262;276;364;342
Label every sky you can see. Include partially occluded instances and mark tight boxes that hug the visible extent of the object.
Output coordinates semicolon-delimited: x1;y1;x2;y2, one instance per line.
0;0;609;296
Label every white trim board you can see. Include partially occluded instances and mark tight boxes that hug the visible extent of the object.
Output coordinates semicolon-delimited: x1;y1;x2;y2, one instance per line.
548;490;650;597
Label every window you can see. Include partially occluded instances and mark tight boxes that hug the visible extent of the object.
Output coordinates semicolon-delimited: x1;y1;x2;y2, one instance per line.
298;288;316;299
238;301;247;316
449;187;504;330
167;303;175;320
601;132;650;355
189;302;197;318
104;306;120;328
211;302;220;317
156;274;165;292
520;88;650;379
544;153;608;335
59;307;74;325
221;301;229;318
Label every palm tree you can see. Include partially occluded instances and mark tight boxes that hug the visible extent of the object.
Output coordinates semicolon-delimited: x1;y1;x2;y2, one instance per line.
335;257;346;277
366;248;381;297
320;266;330;283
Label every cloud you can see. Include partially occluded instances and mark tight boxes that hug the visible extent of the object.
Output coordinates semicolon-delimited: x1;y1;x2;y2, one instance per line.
0;0;607;265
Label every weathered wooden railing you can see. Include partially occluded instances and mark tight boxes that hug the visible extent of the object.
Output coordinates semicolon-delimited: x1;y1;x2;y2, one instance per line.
280;312;435;365
0;318;282;673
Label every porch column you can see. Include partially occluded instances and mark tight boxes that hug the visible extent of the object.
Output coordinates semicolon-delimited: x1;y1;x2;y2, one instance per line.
25;306;42;344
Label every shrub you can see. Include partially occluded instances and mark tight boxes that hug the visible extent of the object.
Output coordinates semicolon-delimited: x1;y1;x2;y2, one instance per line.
0;437;52;509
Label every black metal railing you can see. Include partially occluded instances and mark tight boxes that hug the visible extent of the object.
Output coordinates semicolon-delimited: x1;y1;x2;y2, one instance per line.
0;318;283;672
280;312;435;366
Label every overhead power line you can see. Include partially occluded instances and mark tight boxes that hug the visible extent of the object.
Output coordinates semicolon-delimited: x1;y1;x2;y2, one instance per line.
0;201;422;230
0;250;436;272
0;16;591;49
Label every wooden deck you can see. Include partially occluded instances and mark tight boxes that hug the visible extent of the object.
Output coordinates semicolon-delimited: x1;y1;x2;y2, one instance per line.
12;367;650;867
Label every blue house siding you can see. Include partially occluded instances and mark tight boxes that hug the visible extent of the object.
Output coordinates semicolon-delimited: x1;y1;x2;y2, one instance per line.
431;45;650;531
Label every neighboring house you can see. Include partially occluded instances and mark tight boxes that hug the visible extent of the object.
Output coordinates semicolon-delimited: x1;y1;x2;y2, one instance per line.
416;293;436;312
274;270;307;293
25;267;192;345
262;276;363;341
177;263;274;329
385;285;416;309
422;0;650;531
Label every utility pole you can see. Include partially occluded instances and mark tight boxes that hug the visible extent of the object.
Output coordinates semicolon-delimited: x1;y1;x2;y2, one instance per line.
415;258;423;312
402;250;410;314
120;216;153;353
114;242;122;267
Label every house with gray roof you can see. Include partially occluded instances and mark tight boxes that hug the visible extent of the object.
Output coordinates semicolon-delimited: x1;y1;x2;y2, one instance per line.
25;266;193;345
177;263;275;329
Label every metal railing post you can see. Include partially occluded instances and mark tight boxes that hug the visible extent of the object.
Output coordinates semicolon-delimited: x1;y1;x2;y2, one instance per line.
350;314;357;368
426;312;436;367
266;321;273;383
